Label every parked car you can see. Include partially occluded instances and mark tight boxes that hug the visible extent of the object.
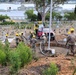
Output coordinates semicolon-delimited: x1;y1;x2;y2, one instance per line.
43;27;55;41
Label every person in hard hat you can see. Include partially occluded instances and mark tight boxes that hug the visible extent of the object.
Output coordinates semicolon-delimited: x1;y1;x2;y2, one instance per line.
34;23;39;37
31;35;37;52
40;33;47;50
15;33;20;46
20;32;27;43
66;28;76;56
29;31;33;44
5;33;9;45
20;32;24;42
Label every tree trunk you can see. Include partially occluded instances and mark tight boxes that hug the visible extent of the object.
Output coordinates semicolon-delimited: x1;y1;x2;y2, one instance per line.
42;6;46;23
42;0;46;23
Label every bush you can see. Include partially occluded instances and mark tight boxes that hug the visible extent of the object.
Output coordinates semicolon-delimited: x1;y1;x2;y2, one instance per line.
16;42;32;67
0;21;15;25
9;51;21;75
71;57;76;75
43;63;58;75
3;40;10;65
0;41;4;51
0;50;6;65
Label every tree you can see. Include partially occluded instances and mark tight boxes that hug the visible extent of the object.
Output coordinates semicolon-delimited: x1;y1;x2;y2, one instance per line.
64;12;76;21
32;0;67;22
45;11;62;21
0;15;10;21
25;10;37;21
74;5;76;14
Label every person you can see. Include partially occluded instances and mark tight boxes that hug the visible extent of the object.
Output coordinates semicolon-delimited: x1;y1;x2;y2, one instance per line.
5;33;9;45
15;33;20;46
34;23;39;37
20;32;27;44
31;35;37;52
37;21;44;39
29;31;33;44
66;28;76;56
20;32;25;42
40;33;47;50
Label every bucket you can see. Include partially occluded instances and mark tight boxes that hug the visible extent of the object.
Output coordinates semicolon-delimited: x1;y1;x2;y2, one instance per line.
51;49;55;54
63;38;67;42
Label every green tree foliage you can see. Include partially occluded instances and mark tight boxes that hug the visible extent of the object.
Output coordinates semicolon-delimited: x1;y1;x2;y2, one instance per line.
64;12;76;20
45;11;62;21
25;10;37;21
9;51;21;75
71;57;76;75
0;15;15;25
43;63;58;75
0;15;10;21
3;39;10;64
16;42;32;67
0;41;10;66
32;0;67;22
74;5;76;14
0;50;6;66
45;12;50;21
0;41;5;51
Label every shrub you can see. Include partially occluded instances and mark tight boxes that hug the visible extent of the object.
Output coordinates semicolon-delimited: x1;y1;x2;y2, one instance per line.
71;57;76;75
43;63;58;75
16;42;32;67
3;40;10;64
0;41;4;51
9;51;21;75
0;50;6;65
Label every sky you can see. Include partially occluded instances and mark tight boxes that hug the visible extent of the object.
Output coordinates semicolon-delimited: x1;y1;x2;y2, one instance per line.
0;3;75;10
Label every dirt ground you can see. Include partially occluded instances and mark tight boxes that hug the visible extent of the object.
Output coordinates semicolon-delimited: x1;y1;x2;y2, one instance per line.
18;55;76;75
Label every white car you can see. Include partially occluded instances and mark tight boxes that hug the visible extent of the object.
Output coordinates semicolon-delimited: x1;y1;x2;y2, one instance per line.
43;27;55;35
43;27;55;41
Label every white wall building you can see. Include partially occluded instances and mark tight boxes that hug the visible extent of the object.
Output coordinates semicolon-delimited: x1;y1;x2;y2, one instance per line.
0;3;35;22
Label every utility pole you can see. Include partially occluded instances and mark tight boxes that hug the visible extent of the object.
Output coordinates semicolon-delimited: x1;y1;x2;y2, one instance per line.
48;0;52;49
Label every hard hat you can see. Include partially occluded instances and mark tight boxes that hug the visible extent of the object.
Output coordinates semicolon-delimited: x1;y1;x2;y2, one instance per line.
6;34;8;37
70;28;74;31
19;33;21;36
16;33;18;36
33;35;35;38
68;31;70;34
38;21;42;24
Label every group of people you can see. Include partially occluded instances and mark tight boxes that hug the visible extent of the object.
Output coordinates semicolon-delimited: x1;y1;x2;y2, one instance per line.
4;25;76;56
4;32;26;46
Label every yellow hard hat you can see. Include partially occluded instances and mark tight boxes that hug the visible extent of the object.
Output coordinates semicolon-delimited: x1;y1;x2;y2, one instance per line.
6;34;8;37
19;33;21;36
33;35;35;38
16;33;18;36
70;28;74;31
68;31;70;34
38;21;42;24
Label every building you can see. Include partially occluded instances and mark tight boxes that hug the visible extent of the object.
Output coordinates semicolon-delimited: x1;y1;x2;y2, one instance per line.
0;3;35;22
